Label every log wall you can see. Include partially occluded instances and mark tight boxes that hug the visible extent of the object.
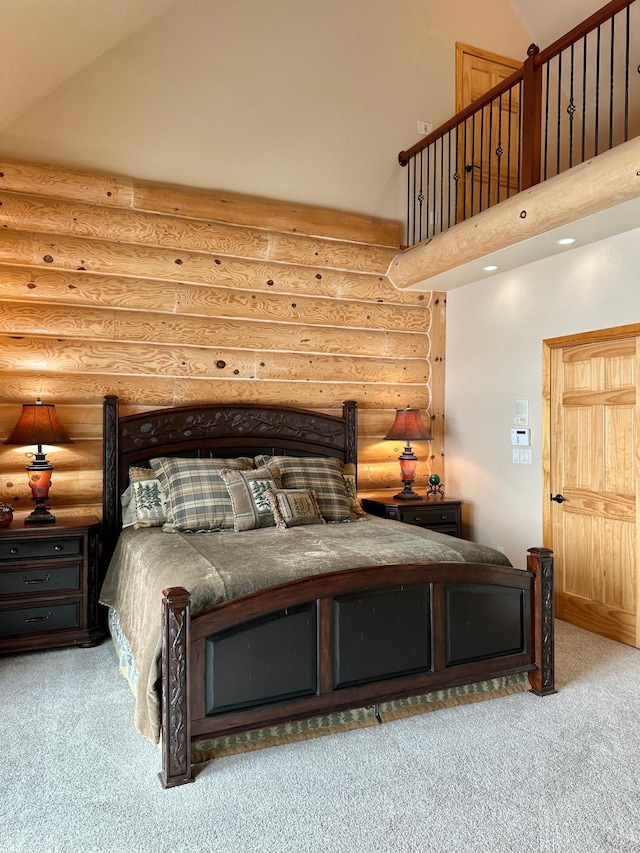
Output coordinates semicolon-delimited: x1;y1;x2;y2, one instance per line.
0;157;444;522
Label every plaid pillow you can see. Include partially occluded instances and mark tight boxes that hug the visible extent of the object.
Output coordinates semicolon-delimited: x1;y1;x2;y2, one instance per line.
150;457;253;532
255;455;353;522
266;488;325;530
220;467;282;532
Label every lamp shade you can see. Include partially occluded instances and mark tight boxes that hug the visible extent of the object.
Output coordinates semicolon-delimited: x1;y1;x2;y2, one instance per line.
384;407;433;442
4;399;72;447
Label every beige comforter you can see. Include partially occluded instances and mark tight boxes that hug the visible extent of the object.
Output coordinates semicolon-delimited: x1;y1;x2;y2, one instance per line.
99;515;512;743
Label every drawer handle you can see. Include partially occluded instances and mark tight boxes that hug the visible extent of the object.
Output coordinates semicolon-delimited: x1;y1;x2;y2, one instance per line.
440;515;448;520
10;547;18;555
24;612;52;623
22;574;52;585
53;545;63;552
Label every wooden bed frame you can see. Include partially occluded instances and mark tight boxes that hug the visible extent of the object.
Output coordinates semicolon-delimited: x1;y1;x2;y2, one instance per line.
102;395;555;788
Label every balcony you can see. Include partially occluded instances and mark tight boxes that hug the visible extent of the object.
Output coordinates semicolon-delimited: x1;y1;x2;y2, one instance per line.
391;0;640;291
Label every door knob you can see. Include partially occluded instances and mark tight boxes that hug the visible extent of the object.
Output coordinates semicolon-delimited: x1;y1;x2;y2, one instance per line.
550;493;566;503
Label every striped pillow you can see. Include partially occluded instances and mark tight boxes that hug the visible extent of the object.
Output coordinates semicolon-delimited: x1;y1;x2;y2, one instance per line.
220;466;282;532
150;457;253;532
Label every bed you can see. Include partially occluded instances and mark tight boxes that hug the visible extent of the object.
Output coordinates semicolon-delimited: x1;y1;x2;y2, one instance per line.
100;395;555;788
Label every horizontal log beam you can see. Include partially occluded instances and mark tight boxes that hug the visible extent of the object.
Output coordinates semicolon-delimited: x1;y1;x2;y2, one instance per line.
0;191;396;275
0;266;429;327
0;372;430;410
0;156;401;247
0;334;427;384
0;230;418;304
0;301;428;359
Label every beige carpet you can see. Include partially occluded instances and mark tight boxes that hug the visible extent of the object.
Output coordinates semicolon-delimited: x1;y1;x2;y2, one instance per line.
2;619;640;853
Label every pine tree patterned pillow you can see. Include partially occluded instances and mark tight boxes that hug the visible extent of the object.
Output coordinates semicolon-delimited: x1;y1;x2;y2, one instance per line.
129;467;168;528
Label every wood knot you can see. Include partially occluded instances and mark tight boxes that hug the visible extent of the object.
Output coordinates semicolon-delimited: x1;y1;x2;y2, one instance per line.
520;210;527;219
215;360;226;369
43;255;54;263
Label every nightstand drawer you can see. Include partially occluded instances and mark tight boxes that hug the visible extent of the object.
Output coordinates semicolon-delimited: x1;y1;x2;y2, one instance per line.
0;564;81;597
359;494;463;538
0;601;80;635
400;507;459;526
0;537;83;562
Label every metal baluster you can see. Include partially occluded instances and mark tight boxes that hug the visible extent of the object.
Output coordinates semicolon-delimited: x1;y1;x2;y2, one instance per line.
609;13;616;150
568;42;576;168
543;62;550;180
496;92;503;203
425;143;431;239
516;81;522;193
418;147;425;243
581;32;588;161
595;24;602;155
439;133;444;235
453;124;460;225
623;3;630;141
556;51;562;176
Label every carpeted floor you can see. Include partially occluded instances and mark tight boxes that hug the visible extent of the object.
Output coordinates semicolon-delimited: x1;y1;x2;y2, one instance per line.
2;619;640;852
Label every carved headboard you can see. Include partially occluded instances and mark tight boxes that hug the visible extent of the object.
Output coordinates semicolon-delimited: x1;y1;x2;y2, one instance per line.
102;395;358;567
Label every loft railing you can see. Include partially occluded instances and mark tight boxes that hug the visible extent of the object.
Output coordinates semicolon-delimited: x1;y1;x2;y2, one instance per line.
398;0;639;247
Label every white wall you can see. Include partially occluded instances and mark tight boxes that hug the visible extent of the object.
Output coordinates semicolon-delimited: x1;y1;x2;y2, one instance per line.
0;0;532;223
445;227;640;564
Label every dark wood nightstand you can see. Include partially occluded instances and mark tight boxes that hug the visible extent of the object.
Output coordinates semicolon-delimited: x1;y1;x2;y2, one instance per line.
360;491;463;538
0;516;103;654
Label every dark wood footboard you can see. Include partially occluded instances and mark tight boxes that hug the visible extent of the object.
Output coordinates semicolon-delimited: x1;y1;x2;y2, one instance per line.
159;548;554;788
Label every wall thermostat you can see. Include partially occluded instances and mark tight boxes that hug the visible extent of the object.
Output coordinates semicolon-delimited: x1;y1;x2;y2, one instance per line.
511;428;531;446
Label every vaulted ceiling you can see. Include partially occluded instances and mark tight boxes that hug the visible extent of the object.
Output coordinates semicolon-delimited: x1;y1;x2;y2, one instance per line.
1;0;604;131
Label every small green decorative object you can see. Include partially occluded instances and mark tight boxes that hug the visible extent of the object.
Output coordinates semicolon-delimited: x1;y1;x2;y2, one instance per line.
0;502;14;528
426;474;445;500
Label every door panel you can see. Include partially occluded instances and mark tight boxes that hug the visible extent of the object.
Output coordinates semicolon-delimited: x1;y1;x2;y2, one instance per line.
455;44;522;219
550;337;638;646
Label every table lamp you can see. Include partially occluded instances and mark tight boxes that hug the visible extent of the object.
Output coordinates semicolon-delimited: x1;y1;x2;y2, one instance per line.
384;406;433;500
4;398;73;524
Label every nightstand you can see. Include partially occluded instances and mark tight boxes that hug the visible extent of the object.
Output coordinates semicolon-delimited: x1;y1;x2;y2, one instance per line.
360;492;463;538
0;517;103;654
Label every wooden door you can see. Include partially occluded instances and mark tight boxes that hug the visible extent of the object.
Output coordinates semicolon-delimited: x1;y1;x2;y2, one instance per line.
549;336;639;646
455;44;522;219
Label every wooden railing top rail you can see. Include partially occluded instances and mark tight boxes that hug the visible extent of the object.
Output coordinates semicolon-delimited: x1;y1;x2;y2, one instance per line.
535;0;634;66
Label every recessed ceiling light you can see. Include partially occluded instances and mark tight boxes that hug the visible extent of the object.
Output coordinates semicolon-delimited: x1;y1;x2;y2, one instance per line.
556;237;576;245
483;264;499;271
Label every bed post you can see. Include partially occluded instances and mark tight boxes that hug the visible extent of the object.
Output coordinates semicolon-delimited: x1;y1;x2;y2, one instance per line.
159;586;195;788
527;547;556;696
102;394;119;572
342;400;358;467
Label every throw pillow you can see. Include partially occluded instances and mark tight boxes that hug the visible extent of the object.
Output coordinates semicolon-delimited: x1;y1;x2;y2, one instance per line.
255;455;353;522
150;456;253;532
266;488;325;530
220;466;282;532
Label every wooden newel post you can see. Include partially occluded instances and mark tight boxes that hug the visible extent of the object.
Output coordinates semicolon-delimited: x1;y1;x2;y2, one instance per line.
520;44;542;191
159;586;195;788
527;547;556;696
